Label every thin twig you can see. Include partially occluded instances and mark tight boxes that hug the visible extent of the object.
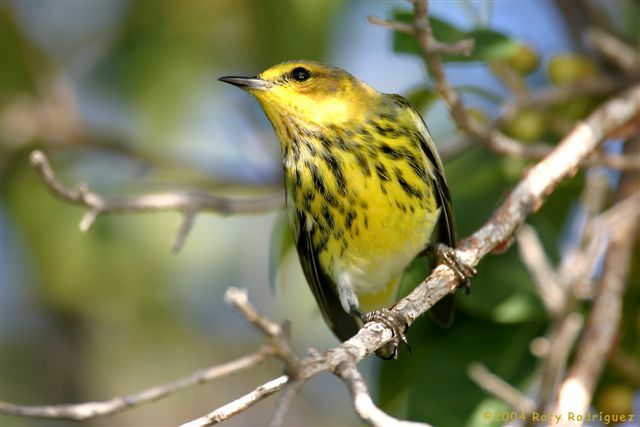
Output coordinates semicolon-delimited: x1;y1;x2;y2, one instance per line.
367;15;474;56
224;288;282;337
577;189;640;289
267;380;304;427
467;363;535;414
439;134;640;171
411;0;469;128
559;188;640;301
590;152;640;171
586;27;640;73
517;224;565;315
180;375;289;427
589;189;640;234
557;168;610;299
0;348;272;421
498;76;631;124
533;312;585;415
335;362;431;427
367;15;415;35
30;150;285;251
225;288;301;377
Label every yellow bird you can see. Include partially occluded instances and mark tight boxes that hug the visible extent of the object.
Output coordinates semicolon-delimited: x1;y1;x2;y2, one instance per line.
220;61;474;358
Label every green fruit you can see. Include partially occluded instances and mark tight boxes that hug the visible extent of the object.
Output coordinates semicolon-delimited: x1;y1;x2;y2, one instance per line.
505;43;539;76
503;109;545;142
548;54;599;86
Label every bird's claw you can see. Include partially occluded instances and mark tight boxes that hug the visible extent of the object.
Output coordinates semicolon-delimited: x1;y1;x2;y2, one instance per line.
433;243;477;294
362;308;411;360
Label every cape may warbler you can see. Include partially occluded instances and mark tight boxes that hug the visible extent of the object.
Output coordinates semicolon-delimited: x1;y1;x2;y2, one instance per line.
220;61;474;358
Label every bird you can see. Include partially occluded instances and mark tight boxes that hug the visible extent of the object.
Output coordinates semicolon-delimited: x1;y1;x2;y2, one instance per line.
219;61;474;359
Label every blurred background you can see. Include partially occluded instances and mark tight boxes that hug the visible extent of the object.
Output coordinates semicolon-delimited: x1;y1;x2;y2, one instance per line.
1;1;638;426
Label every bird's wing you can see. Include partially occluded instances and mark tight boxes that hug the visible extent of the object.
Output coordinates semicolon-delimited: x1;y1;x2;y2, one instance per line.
424;146;457;247
293;208;360;342
409;100;459;326
387;94;457;246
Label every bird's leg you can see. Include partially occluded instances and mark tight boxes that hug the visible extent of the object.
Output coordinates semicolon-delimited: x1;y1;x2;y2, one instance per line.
432;243;477;293
352;306;411;360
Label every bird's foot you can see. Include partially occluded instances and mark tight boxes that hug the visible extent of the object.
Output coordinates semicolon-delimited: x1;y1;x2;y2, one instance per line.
362;309;411;360
433;243;477;294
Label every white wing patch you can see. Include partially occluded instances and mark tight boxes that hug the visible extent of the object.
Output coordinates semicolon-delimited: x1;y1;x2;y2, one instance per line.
336;271;359;314
305;214;314;232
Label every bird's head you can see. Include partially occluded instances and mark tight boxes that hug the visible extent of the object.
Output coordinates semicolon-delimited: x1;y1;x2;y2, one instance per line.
219;61;378;128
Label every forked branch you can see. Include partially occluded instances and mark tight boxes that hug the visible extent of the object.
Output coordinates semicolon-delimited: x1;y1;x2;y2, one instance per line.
29;150;284;251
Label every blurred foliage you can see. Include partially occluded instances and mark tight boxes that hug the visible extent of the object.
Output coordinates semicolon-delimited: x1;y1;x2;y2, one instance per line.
269;210;295;294
1;1;639;427
0;7;36;98
405;86;439;114
393;10;520;63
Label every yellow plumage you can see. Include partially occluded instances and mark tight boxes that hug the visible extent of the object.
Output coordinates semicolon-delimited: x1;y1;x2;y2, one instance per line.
220;61;462;358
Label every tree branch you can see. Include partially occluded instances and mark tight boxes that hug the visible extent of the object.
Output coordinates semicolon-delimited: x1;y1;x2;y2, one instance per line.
0;347;272;421
467;363;535;414
335;362;431;427
586;27;640;73
30;150;284;251
180;375;289;427
498;76;632;124
267;380;304;427
224;288;301;378
517;224;565;315
533;312;585;416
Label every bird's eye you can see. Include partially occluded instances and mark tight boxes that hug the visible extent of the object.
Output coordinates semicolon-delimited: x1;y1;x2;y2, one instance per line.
291;67;311;82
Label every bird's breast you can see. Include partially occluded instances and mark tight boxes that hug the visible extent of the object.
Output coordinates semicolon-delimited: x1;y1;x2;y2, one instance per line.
281;123;440;304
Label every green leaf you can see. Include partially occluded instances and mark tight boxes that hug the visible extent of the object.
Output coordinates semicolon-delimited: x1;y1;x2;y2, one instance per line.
429;15;467;42
268;211;295;295
391;9;519;63
464;28;519;62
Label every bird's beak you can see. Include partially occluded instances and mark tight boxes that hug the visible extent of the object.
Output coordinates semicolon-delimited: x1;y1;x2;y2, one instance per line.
218;75;273;91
